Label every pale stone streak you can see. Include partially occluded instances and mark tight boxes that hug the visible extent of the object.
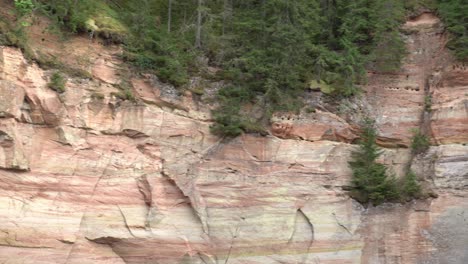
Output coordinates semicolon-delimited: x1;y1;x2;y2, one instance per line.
298;208;315;264
116;204;137;238
64;151;114;264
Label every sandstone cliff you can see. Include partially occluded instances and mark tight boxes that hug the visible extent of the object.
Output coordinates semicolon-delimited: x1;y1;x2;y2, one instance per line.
0;11;466;264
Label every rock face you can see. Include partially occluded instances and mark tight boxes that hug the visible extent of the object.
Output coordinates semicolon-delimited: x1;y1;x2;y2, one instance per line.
271;111;359;143
0;12;467;264
364;12;446;147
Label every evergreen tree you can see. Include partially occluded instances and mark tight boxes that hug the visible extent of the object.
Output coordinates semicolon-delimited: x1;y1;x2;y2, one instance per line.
369;0;407;72
337;0;372;54
30;0;467;136
438;0;468;60
401;171;422;200
348;119;400;205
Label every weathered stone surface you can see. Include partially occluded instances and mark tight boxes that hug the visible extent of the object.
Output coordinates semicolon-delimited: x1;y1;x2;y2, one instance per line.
0;80;24;118
430;62;468;144
271;111;359;143
365;12;447;147
0;119;29;170
412;145;468;191
0;10;467;264
361;194;468;264
92;56;120;85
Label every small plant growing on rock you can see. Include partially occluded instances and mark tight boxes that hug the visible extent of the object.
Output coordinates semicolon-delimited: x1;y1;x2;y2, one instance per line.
424;95;432;112
91;92;105;100
348;118;400;206
48;72;66;93
111;89;136;102
410;129;430;154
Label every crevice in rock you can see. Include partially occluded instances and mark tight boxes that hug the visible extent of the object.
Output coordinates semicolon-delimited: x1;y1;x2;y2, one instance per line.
123;129;150;138
117;205;137;238
224;223;241;264
0;130;13;147
136;175;152;208
0;112;14;119
198;253;210;264
136;174;153;229
0;244;54;249
198;252;218;264
64;152;113;263
161;170;210;235
85;236;129;264
297;208;315;264
0;166;29;172
57;239;74;245
332;212;352;236
298;209;314;243
19;96;32;123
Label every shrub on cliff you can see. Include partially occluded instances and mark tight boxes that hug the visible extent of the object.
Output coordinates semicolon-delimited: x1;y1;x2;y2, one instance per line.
348;119;400;206
48;72;66;93
410;129;430;154
401;170;422;200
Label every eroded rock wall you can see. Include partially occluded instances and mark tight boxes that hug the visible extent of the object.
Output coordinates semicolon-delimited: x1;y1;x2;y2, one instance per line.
0;11;466;264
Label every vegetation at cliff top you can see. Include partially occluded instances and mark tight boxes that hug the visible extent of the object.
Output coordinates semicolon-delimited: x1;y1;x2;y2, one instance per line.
438;0;468;60
7;0;467;136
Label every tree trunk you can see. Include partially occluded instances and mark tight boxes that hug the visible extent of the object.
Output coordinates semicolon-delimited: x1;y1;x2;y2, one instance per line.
167;0;172;33
222;0;231;35
195;0;203;48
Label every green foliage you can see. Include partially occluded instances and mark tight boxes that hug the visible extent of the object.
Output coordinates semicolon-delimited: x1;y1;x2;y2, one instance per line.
437;0;468;60
348;119;400;206
34;52;93;79
401;171;422;200
0;16;34;59
210;86;253;137
424;95;432;112
410;129;430;154
14;0;34;16
48;72;66;93
404;0;437;12
368;0;407;72
117;0;194;86
8;0;466;137
208;0;415;136
36;0;127;41
112;89;136;102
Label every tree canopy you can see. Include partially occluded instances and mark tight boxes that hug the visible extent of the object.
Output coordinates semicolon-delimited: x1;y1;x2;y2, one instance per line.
11;0;466;136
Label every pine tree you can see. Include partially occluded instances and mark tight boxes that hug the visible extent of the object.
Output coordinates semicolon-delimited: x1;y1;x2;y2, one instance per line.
369;0;406;72
348;119;400;205
402;171;422;200
438;0;468;60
